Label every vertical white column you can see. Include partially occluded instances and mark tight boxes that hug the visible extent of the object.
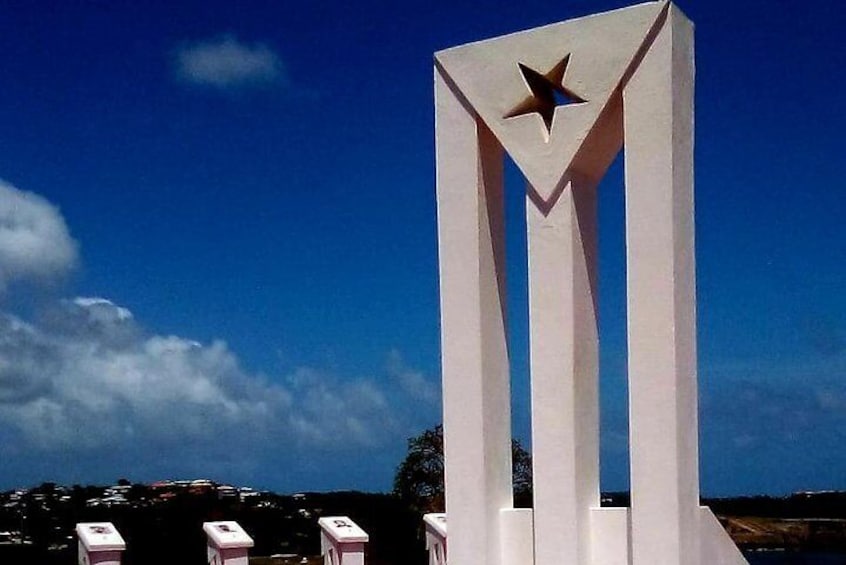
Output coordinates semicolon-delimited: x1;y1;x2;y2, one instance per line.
623;6;698;565
436;66;513;565
527;179;599;565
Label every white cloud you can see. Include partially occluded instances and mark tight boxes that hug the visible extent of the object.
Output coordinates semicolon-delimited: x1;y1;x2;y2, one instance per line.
0;185;438;486
0;301;263;449
72;297;133;321
174;35;285;89
387;349;440;406
0;298;428;461
0;180;78;291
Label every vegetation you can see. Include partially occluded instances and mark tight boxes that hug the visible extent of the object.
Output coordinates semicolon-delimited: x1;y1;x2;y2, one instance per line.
392;424;533;514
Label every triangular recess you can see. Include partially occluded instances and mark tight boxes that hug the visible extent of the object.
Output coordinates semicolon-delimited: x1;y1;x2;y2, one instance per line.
435;1;667;202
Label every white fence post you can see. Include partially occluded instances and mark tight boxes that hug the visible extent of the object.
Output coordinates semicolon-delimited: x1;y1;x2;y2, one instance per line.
202;520;254;565
423;513;447;565
76;522;125;565
319;516;368;565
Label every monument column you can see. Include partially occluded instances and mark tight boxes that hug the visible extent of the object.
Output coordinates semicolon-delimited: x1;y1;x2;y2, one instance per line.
623;6;699;565
435;67;514;565
527;178;599;565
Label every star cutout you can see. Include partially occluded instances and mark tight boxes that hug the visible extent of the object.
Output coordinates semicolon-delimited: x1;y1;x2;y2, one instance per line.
504;54;587;135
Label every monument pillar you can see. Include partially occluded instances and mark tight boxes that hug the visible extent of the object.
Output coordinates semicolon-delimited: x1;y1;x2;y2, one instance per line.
527;177;599;565
622;6;699;564
435;68;513;565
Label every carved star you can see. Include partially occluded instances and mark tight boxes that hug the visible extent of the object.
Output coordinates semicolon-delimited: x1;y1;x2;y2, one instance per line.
504;55;587;135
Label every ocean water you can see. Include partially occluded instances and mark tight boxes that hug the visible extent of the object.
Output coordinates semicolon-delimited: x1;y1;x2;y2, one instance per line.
745;552;846;564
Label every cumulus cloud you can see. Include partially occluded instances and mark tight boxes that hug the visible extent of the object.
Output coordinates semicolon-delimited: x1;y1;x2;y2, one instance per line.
284;367;399;448
386;349;440;406
174;35;285;89
0;297;432;466
0;300;269;450
697;354;846;494
0;184;436;487
703;372;846;448
0;180;78;291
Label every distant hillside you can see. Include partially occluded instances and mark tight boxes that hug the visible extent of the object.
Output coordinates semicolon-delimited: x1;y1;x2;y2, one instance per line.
0;481;424;565
2;481;846;564
706;492;846;552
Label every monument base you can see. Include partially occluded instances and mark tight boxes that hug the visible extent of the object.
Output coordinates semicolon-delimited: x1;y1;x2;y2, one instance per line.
490;506;748;565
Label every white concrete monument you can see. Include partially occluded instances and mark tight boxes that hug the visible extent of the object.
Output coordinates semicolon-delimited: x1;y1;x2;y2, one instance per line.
318;516;369;565
202;520;254;565
76;522;126;565
434;2;747;564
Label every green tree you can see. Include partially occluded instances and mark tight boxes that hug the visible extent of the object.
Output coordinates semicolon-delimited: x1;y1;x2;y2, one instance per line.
393;425;533;513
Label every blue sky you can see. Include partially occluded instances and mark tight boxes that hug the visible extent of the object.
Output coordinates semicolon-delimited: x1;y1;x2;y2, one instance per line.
0;0;843;496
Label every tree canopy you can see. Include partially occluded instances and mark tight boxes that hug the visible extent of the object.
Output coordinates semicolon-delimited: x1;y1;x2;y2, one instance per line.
393;425;532;513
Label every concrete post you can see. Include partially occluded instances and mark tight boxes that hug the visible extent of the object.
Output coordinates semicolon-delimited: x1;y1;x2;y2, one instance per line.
527;177;599;565
623;6;699;564
203;521;254;565
76;522;125;565
423;513;447;565
436;64;513;565
319;516;368;565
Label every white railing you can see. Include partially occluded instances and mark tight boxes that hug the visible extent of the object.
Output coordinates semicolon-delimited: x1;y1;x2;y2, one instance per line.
77;507;747;565
77;520;257;565
77;515;373;565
